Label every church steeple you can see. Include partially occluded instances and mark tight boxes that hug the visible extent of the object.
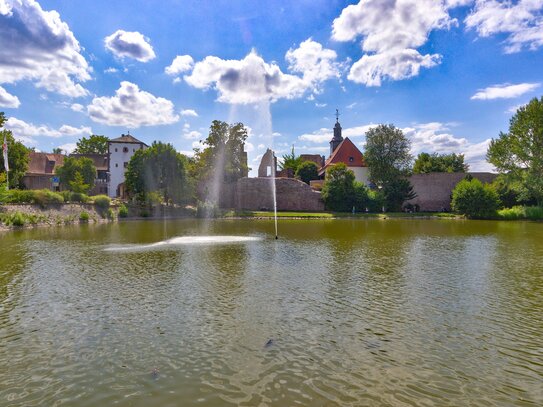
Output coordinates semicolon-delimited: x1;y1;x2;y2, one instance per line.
330;109;343;156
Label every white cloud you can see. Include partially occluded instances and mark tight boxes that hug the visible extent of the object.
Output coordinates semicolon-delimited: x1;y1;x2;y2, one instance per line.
347;102;357;109
465;0;543;53
87;81;179;128
70;103;84;112
180;109;198;117
299;124;377;143
245;141;254;152
57;142;77;154
332;0;463;86
5;117;91;140
104;30;156;62
0;0;91;97
165;55;194;76
471;82;540;100
0;86;20;108
104;67;119;74
315;103;327;108
183;130;201;140
184;39;340;104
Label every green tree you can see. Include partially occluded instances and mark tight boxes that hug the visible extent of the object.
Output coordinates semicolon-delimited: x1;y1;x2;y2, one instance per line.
364;124;415;210
295;160;319;184
52;147;64;154
0;112;30;189
190;120;248;201
413;152;468;173
487;97;543;205
280;146;303;172
125;141;189;204
451;178;500;218
73;135;109;154
322;163;356;212
56;156;96;193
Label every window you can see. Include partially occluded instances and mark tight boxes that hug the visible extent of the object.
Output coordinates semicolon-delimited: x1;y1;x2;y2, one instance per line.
115;163;118;168
123;147;129;153
115;148;118;152
133;148;135;152
349;156;354;162
124;162;128;168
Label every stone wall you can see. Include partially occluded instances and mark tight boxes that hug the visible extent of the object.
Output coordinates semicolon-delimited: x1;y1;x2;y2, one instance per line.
236;177;325;211
407;172;498;211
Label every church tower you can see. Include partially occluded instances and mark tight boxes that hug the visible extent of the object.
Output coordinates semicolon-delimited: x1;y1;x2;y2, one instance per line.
330;109;343;156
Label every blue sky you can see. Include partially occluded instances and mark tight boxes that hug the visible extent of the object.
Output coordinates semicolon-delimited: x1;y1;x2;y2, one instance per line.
1;0;543;174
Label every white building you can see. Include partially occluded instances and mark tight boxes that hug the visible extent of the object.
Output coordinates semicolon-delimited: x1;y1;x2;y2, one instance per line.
108;134;148;198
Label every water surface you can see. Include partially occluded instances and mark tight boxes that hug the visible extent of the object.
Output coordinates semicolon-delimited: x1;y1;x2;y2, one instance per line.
1;219;542;406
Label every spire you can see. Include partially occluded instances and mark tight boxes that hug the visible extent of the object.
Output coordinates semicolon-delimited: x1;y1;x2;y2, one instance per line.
330;108;343;156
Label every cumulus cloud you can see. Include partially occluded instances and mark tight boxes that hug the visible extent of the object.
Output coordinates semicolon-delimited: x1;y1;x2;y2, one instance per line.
471;82;540;100
332;0;463;86
56;142;77;154
87;81;179;128
105;30;156;62
5;117;91;142
299;124;377;143
70;103;84;112
184;39;341;104
0;86;20;108
0;0;91;97
183;130;201;140
180;109;198;117
465;0;543;53
165;55;194;76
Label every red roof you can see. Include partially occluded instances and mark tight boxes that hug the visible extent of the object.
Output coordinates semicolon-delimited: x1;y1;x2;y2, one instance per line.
26;152;65;175
319;137;365;175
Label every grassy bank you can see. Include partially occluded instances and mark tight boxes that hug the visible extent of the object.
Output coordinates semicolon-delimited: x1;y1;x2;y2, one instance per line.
222;210;458;219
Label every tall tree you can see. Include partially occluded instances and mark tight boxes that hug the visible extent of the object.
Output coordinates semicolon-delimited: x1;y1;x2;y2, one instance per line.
321;163;356;212
487;97;543;205
125;141;189;204
56;156;96;193
413;152;468;173
73;135;109;154
191;120;248;200
364;124;414;210
0;112;30;189
280;146;303;172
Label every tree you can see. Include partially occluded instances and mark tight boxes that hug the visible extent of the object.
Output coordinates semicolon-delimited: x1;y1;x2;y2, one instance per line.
190;120;248;201
451;178;500;218
0;112;30;189
52;147;64;154
413;152;468;173
125;141;189;204
364;124;415;210
56;156;96;193
321;163;356;212
295;161;319;184
487;97;543;206
280;146;303;172
73;135;109;154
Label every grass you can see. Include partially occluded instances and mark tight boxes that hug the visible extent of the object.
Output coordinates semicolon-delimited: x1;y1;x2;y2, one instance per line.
497;206;543;221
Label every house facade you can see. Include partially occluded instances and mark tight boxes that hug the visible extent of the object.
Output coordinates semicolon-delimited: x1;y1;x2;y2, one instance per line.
108;134;148;198
22;152;65;191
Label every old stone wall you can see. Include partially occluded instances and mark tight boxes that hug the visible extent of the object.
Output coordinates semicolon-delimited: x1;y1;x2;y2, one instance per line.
407;172;498;211
236;177;325;211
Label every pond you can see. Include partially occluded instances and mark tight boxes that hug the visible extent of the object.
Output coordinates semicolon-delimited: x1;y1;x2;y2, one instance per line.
0;219;542;406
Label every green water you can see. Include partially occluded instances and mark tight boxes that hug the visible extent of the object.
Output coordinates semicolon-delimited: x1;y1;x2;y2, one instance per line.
0;219;542;406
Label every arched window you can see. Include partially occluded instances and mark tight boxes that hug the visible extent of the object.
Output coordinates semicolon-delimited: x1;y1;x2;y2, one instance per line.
123;147;129;153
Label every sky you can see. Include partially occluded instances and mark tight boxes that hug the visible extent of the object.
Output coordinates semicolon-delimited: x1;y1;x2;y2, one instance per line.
1;0;543;174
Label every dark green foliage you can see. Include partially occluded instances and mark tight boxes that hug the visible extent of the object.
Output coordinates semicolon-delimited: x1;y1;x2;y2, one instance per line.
33;189;64;207
383;178;417;212
125;141;189;204
280;146;303;172
451;178;500;218
413;152;468;173
79;211;90;222
73;135;109;154
2;189;63;207
0;113;30;189
56;156;96;193
487;97;543;205
295;161;319;184
118;204;128;218
322;163;356;212
92;195;110;209
60;191;89;203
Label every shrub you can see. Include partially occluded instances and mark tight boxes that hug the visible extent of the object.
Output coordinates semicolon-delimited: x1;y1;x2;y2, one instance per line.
321;163;355;212
118;204;129;218
497;206;525;220
106;208;114;220
33;189;64;207
79;211;90;222
295;161;319;184
60;191;89;203
92;195;111;209
525;206;543;220
4;189;35;204
10;212;25;227
366;189;386;212
451;178;500;219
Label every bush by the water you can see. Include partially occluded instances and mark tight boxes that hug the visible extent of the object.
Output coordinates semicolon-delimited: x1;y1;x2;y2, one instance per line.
79;211;90;222
498;206;543;220
0;211;46;227
61;191;89;203
196;201;220;218
118;204;128;218
451;178;500;218
2;189;64;207
92;195;110;209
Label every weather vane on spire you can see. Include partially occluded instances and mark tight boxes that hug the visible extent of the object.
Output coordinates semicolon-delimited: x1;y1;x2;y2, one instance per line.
335;108;340;122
